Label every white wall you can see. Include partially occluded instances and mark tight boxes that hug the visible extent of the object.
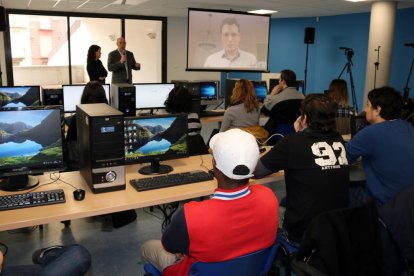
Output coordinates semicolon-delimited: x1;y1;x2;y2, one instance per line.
167;17;220;82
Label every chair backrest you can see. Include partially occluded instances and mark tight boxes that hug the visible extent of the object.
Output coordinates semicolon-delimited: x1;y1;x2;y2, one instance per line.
188;243;279;276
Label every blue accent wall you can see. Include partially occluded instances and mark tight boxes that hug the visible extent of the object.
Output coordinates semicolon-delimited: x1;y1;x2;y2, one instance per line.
223;7;414;110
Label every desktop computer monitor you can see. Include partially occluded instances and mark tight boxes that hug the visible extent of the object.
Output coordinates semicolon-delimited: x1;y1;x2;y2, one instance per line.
252;80;268;102
296;80;305;93
0;86;41;108
0;106;66;191
199;81;219;103
123;113;188;175
269;78;280;92
134;83;174;110
62;84;110;113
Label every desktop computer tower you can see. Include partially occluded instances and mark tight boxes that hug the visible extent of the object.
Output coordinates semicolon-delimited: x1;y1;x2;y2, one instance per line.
77;103;126;193
111;84;136;116
43;88;63;106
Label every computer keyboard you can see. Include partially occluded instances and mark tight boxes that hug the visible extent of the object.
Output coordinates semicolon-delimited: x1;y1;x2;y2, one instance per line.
200;110;225;117
0;189;66;211
130;170;214;192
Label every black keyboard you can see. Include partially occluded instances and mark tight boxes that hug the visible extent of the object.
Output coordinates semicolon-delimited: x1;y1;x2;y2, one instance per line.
130;170;214;192
200;110;225;117
0;189;66;211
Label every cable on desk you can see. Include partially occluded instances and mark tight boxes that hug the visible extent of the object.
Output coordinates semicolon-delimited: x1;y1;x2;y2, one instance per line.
198;155;210;172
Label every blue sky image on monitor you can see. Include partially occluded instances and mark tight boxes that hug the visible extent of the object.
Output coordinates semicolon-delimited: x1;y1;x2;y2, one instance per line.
0;86;40;108
0;109;63;168
124;116;187;162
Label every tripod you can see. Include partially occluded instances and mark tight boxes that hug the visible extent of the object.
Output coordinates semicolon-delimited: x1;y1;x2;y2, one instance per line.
304;43;310;95
403;54;414;99
338;48;358;113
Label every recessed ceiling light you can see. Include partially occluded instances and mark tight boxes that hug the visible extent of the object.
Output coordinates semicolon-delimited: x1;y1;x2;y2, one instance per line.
248;9;278;15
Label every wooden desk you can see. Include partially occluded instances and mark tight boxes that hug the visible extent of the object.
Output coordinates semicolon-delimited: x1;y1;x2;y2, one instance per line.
0;154;284;231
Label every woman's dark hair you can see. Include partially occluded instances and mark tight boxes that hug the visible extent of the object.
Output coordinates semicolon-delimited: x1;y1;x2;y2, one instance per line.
280;69;297;87
300;93;336;132
87;45;100;64
164;86;193;113
81;81;108;104
368;86;403;120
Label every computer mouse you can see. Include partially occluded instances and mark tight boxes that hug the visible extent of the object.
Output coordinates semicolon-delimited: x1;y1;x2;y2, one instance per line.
73;189;86;201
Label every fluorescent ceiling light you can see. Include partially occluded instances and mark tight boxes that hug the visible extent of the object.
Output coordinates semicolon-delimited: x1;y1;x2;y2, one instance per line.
248;9;278;15
345;0;369;2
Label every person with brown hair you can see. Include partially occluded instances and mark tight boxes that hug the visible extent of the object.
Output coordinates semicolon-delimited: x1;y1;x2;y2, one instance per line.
220;79;260;132
327;78;354;117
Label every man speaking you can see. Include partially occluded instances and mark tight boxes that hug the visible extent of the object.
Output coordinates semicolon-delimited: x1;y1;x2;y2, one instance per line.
204;18;257;68
108;37;140;84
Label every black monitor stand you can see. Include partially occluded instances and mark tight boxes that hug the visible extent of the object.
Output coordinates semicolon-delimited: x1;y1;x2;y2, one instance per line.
139;159;173;175
0;175;39;192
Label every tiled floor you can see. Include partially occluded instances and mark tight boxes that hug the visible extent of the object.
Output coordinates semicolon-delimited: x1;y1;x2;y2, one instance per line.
0;180;286;275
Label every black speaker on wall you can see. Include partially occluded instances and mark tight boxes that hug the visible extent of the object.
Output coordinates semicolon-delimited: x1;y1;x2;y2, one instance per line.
0;7;6;32
304;27;315;44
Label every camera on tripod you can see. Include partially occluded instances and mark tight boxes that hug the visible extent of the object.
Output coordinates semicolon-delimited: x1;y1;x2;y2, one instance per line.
339;47;354;60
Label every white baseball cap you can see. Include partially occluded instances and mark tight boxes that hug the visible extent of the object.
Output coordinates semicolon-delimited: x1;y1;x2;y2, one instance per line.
210;129;260;180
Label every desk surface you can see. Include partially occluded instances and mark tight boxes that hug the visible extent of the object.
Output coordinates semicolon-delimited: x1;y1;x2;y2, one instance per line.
0;154;283;231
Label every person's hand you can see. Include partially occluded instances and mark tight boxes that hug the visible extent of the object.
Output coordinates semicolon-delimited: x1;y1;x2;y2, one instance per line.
135;63;141;70
99;76;105;81
294;115;307;132
0;251;3;273
270;83;284;95
120;54;127;64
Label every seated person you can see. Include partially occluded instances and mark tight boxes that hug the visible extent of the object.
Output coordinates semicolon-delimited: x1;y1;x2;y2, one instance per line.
141;129;278;275
254;94;349;243
66;81;109;170
220;79;261;132
0;244;91;276
164;86;208;156
327;78;355;134
346;86;414;207
261;69;304;139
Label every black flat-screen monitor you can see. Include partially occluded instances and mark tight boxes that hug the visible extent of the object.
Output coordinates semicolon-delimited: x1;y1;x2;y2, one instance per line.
296;80;305;93
62;84;110;113
134;83;174;110
269;78;280;92
200;81;219;101
252;80;268;102
0;86;41;108
124;113;188;175
0;107;66;191
187;8;270;72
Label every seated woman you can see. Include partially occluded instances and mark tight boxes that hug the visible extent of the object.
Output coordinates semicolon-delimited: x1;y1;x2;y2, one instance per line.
220;79;266;142
164;86;208;156
66;81;108;170
327;79;355;134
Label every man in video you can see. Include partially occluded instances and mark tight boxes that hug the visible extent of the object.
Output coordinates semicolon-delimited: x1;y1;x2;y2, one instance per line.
203;18;257;68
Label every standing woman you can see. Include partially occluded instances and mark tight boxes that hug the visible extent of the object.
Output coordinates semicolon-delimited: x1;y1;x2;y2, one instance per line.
87;44;108;83
220;79;260;132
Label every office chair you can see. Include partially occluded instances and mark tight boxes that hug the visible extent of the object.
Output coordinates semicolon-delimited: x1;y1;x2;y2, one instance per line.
276;232;300;276
144;242;279;276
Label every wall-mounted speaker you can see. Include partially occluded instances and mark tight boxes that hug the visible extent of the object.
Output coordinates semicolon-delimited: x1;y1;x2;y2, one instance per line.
304;27;315;44
0;7;6;32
